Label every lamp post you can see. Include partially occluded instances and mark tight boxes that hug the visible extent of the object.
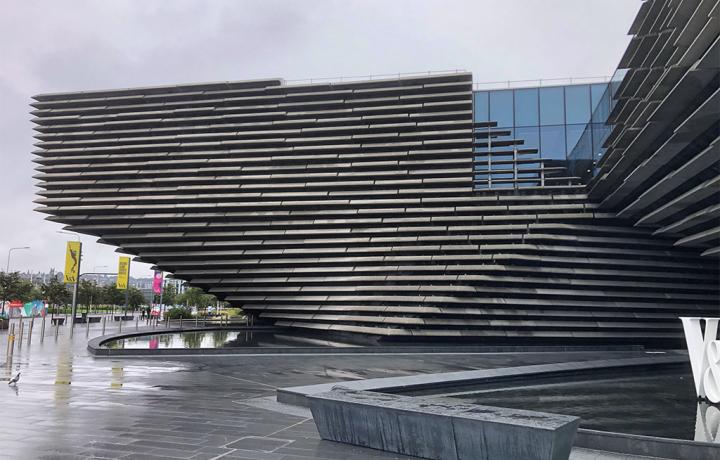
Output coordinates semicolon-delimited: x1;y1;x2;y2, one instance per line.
56;230;80;241
6;246;30;273
2;246;30;317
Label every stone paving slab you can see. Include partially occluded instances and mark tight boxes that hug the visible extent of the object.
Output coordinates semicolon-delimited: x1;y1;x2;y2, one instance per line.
0;322;671;459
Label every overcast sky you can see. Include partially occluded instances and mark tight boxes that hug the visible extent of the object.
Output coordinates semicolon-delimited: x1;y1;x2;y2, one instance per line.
0;0;640;278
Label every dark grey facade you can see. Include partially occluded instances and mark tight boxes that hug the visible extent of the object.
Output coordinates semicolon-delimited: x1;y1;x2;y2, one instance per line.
31;0;719;345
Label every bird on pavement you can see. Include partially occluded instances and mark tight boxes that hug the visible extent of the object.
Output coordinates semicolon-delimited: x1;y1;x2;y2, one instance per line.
7;372;20;385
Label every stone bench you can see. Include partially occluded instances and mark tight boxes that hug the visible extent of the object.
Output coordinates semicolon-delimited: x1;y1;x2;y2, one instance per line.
308;387;579;460
113;315;134;321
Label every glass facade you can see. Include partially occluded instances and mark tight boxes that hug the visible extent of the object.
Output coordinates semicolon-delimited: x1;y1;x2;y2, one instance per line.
473;81;613;188
473;83;610;161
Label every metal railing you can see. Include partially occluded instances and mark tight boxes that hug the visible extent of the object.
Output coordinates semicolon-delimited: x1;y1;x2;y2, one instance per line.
284;69;468;86
473;75;611;91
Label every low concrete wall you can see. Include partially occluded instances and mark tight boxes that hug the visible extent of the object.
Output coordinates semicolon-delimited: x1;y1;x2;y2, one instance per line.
309;387;579;460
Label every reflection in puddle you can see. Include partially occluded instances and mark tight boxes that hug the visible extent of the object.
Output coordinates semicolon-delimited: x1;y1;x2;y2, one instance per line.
696;402;720;443
442;371;718;442
104;331;361;349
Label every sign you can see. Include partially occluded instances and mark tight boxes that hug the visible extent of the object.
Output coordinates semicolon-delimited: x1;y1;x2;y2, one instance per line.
153;271;164;294
116;256;130;290
681;317;720;403
63;241;81;283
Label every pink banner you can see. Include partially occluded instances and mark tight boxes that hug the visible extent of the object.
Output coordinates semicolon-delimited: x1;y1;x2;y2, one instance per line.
153;271;164;294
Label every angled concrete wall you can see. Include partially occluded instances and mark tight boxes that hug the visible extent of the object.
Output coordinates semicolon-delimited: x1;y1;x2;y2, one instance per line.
589;0;720;258
31;70;718;344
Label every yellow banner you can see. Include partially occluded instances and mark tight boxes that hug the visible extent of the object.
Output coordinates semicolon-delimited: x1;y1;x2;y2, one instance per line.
117;256;130;290
63;241;81;284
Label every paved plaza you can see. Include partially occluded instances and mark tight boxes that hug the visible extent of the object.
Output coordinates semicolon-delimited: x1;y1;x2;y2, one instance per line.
1;319;669;459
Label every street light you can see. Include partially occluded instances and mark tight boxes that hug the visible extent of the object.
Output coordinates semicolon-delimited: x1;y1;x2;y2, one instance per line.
6;246;30;273
56;230;81;241
93;265;108;284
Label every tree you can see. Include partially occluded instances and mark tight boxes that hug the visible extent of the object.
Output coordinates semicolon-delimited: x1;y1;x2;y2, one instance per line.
78;279;102;312
127;286;145;309
161;283;177;306
0;272;23;315
177;287;217;311
41;277;70;308
15;279;35;302
102;284;125;307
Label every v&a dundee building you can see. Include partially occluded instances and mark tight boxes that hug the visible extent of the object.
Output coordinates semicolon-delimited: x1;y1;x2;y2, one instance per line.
31;0;719;345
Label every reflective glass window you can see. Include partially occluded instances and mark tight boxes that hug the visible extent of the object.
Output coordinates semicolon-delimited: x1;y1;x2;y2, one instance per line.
591;84;610;123
517;162;540;169
539;87;564;125
566;124;586;154
591;84;608;112
540;125;566;159
489;90;514;127
592;123;610;160
513;88;539;126
515;126;540;153
490;163;512;171
565;85;591;124
473;91;489;122
491;173;513;179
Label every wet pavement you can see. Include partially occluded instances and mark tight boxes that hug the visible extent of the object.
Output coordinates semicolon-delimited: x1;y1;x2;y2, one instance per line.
1;317;669;459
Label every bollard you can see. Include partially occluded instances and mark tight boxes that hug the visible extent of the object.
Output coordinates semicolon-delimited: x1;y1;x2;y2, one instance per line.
6;323;15;359
28;317;34;346
195;316;198;328
86;315;90;338
135;316;139;331
102;316;106;336
40;315;46;343
17;321;24;349
54;321;60;341
118;318;122;334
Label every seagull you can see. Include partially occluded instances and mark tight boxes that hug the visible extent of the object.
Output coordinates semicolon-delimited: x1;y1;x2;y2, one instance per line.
7;372;20;386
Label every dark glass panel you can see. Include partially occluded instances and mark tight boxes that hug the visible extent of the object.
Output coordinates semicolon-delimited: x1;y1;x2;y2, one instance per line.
539;86;564;125
565;85;591;124
515;126;540;152
489;90;514;127
591;83;609;113
566;124;586;153
513;88;539;126
517;182;537;188
592;123;611;161
491;173;514;179
517;162;540;169
473;91;489;122
540;125;567;159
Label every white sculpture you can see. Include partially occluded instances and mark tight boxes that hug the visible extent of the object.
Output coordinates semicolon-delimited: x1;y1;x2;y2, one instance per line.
680;317;720;404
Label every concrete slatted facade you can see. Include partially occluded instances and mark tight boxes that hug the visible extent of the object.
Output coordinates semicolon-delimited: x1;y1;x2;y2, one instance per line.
590;0;720;257
31;69;718;345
